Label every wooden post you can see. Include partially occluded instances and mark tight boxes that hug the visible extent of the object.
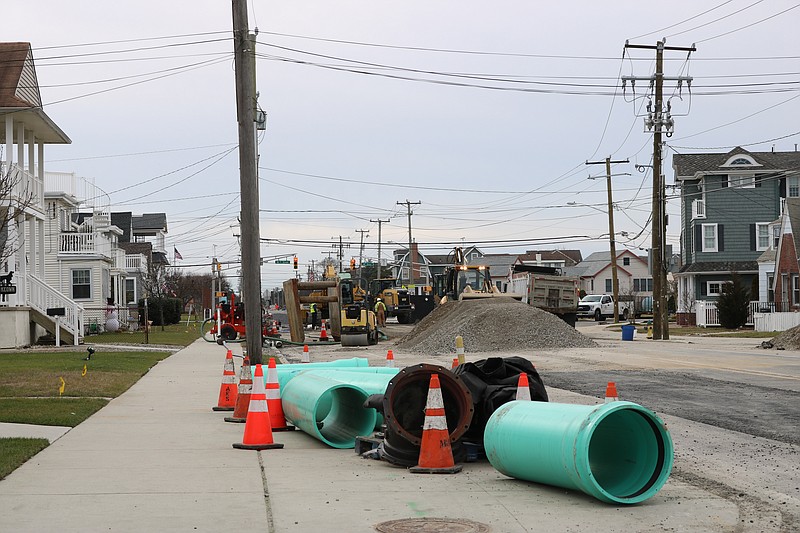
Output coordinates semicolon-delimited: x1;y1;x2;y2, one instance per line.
283;278;304;343
328;285;341;341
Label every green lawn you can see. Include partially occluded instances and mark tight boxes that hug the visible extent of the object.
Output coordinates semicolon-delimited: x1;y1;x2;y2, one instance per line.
0;349;171;479
0;438;49;480
82;319;202;347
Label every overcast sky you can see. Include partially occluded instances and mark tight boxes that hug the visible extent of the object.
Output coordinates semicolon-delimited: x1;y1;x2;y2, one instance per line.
6;1;800;289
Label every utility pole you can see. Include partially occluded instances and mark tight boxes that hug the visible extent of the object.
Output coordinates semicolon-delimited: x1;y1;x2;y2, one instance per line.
232;0;262;363
333;236;350;274
586;157;629;323
370;218;390;280
624;40;695;340
355;229;369;285
397;200;421;284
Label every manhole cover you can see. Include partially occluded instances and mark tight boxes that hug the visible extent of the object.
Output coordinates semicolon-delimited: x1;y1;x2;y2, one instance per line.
375;517;491;533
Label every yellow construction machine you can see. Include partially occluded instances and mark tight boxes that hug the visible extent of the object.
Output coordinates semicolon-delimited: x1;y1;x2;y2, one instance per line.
433;248;523;303
339;277;379;346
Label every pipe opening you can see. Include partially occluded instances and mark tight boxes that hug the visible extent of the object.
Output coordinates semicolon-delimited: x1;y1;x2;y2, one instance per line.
313;386;375;448
587;408;668;500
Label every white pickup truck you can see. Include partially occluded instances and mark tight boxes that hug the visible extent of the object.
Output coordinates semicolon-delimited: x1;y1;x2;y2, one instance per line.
577;294;633;321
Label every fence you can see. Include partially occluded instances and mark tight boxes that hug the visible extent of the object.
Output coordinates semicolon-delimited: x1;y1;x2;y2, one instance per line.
695;300;788;327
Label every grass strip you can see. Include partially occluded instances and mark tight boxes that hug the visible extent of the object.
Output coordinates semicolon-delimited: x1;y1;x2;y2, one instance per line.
0;398;109;426
0;438;50;480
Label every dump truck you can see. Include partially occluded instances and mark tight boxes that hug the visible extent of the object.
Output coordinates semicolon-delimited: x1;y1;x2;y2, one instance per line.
508;265;579;327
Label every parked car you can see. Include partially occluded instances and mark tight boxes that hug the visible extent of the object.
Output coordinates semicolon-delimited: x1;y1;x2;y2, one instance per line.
577;294;633;321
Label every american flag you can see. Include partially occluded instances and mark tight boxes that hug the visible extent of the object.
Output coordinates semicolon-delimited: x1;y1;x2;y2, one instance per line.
174;247;183;260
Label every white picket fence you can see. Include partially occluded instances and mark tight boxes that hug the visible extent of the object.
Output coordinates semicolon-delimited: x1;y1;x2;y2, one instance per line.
696;300;796;330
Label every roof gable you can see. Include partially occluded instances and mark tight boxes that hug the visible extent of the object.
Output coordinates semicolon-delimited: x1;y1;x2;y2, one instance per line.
0;42;41;108
674;147;800;180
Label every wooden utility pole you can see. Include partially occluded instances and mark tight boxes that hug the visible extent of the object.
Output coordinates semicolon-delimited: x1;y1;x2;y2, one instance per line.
370;218;390;280
397;200;421;283
232;0;262;363
624;39;695;340
586;157;629;323
355;229;368;285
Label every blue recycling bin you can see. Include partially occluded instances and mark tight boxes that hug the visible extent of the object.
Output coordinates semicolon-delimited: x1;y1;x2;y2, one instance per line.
621;324;636;341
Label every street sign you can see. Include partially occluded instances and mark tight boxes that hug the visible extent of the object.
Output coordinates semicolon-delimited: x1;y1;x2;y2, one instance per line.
275;260;291;264
362;262;374;267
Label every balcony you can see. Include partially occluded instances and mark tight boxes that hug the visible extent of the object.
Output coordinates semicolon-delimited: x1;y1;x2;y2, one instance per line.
1;161;44;212
58;231;113;259
125;253;146;271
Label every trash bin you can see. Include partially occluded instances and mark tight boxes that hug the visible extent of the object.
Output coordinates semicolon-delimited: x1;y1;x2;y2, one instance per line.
621;324;635;341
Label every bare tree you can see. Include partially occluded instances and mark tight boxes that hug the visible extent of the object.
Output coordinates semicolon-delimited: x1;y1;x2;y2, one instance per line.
0;150;37;271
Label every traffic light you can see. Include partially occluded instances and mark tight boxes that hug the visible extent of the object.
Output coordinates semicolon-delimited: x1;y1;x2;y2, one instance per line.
293;256;298;270
350;258;356;270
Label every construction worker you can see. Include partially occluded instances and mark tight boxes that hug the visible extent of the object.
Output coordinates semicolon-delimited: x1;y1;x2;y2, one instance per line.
374;298;387;328
309;302;319;330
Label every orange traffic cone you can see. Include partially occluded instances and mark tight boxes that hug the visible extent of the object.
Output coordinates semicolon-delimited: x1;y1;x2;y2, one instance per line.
451;357;459;369
212;349;237;411
233;364;284;450
515;373;531;401
266;358;293;431
224;355;252;423
319;320;329;341
386;350;395;368
605;381;619;402
301;344;310;363
409;373;462;474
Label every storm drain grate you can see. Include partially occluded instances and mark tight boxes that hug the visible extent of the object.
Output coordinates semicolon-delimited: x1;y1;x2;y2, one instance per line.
375;517;491;533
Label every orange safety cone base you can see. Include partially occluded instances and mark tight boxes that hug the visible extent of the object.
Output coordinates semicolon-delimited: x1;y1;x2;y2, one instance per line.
409;463;463;474
212;405;235;412
271;424;296;432
232;442;284;450
223;415;246;423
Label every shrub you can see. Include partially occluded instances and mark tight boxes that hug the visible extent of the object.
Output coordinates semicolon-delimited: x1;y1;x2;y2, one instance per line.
717;273;750;329
138;298;182;326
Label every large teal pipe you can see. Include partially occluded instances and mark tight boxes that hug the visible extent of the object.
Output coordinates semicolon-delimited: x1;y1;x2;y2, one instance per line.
276;367;398;391
293;369;398;429
281;372;376;449
484;400;673;504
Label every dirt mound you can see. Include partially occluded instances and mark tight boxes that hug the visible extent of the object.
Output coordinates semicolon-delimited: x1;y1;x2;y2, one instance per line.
396;297;596;354
770;325;800;349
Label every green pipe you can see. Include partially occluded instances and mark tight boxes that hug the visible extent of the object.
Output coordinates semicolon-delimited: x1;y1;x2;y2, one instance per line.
275;367;397;391
291;369;398;429
251;357;370;383
281;373;376;449
484;400;673;505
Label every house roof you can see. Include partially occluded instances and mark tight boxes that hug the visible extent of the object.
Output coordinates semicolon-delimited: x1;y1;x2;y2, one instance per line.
0;42;70;144
467;253;517;278
673;147;800;181
424;254;453;265
677;261;759;274
132;213;167;232
120;242;152;257
516;249;582;265
572;250;647;278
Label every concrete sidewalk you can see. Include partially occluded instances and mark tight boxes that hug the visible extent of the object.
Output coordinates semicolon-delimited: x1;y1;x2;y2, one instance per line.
0;339;739;532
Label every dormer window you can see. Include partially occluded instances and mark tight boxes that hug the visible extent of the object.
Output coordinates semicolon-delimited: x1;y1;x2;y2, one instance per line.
722;154;761;167
730;158;752;165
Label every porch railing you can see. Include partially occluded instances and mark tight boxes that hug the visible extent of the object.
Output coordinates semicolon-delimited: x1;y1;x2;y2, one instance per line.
26;273;83;345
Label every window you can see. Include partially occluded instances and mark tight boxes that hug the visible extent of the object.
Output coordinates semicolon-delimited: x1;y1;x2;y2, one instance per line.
730;158;752;165
768;273;775;303
789;176;800;198
757;223;770;251
622;257;630;266
773;225;781;248
633;278;654;292
72;269;91;300
702;224;718;252
728;174;755;188
794;275;800;306
605;279;612;292
125;278;136;305
707;281;723;296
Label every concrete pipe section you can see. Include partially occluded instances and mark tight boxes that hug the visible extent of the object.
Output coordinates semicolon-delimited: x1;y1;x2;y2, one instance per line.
380;363;474;467
484;400;674;504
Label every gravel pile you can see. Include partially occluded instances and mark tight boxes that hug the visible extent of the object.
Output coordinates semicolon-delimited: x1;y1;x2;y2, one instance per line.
396;297;596;354
769;325;800;349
